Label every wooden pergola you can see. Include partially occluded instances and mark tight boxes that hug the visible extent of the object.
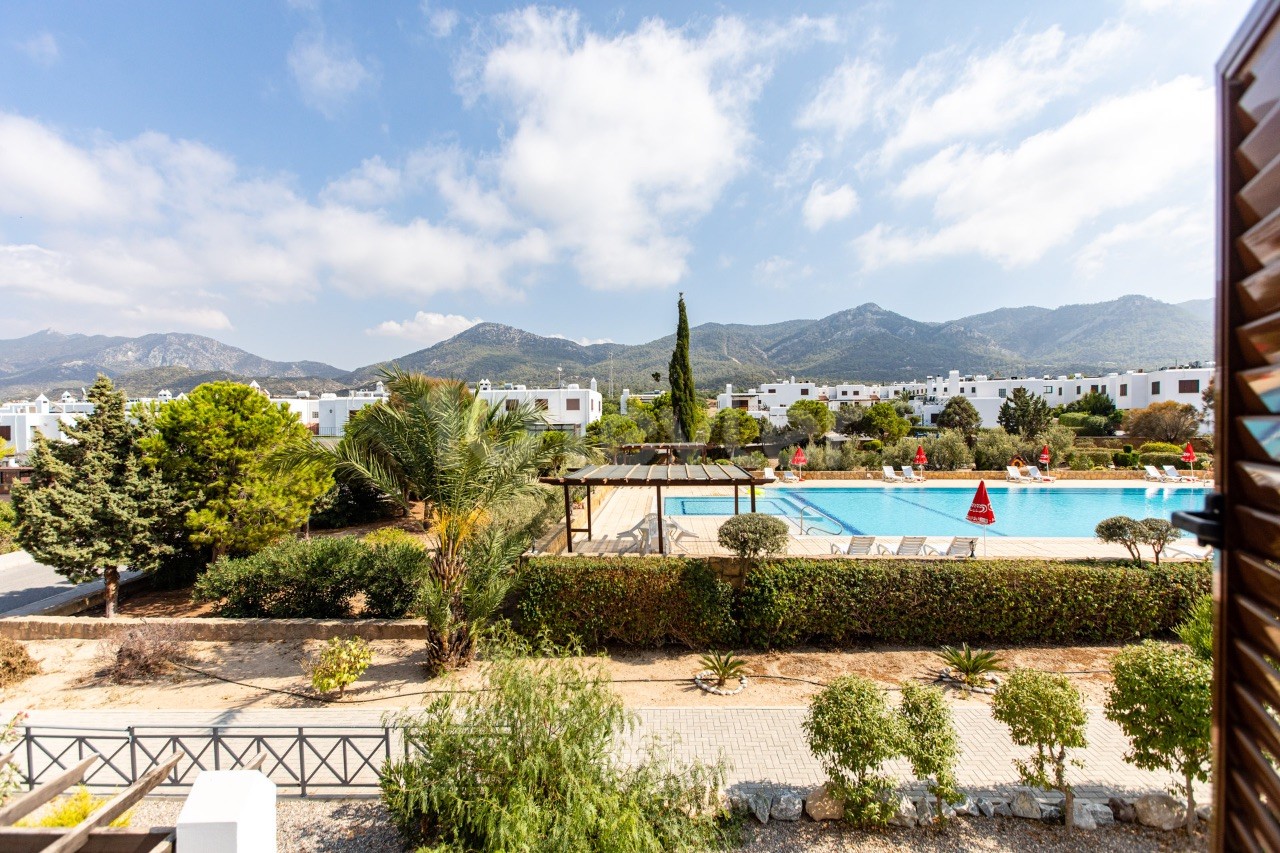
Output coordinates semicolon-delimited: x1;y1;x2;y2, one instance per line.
540;463;769;555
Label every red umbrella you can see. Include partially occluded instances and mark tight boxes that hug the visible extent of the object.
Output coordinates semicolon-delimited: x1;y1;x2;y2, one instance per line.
914;445;928;467
967;480;995;556
1038;445;1051;467
791;446;807;479
1181;442;1196;465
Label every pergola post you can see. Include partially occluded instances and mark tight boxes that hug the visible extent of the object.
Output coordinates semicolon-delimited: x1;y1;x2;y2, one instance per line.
734;484;740;515
656;484;665;555
586;486;593;540
750;485;757;513
562;483;574;553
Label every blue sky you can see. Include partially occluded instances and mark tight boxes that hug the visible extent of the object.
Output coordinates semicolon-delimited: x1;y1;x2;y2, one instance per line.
0;1;1248;369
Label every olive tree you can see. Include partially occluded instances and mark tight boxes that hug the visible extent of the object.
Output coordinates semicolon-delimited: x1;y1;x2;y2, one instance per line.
803;675;905;825
787;399;835;445
991;670;1088;829
1095;516;1144;563
898;682;960;821
1105;642;1211;833
1139;518;1181;565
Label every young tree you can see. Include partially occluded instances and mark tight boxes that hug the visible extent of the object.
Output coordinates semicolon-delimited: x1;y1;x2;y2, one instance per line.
991;670;1089;829
936;396;981;446
1065;390;1118;417
13;376;178;617
836;402;867;436
898;682;960;822
1095;516;1144;563
708;408;761;458
667;293;698;441
1105;642;1212;833
144;381;331;560
1139;518;1181;565
630;395;674;443
586;414;644;463
973;428;1019;471
862;402;910;442
1124;401;1201;443
276;371;562;674
997;388;1052;438
786;399;835;445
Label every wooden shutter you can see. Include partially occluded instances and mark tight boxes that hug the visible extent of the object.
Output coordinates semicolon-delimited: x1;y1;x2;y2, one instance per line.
1214;2;1280;848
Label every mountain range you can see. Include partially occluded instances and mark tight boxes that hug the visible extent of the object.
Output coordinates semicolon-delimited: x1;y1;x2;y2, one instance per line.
0;294;1213;400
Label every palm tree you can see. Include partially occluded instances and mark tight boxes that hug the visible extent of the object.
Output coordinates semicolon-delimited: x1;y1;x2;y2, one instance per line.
277;370;562;673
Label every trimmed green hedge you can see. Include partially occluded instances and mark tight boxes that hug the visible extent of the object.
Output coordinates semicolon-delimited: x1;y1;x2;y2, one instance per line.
512;556;1209;650
737;558;1208;648
511;557;736;648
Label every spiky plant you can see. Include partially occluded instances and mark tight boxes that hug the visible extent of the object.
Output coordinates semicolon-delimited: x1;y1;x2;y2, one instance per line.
698;650;748;687
937;644;1006;686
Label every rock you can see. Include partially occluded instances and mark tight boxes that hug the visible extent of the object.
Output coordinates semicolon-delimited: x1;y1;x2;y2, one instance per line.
915;797;936;826
1072;801;1098;830
952;796;979;817
1086;803;1115;826
1041;805;1063;824
1109;796;1137;824
888;796;918;828
977;798;995;818
1011;790;1043;820
993;800;1013;818
771;790;803;822
1196;803;1212;823
1135;792;1186;831
748;791;772;824
804;784;844;821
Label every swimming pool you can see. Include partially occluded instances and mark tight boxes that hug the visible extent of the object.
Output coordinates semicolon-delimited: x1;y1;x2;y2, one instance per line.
664;486;1204;537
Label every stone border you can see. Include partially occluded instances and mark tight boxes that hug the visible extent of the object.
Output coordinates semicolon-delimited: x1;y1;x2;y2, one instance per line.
0;615;430;642
693;671;747;695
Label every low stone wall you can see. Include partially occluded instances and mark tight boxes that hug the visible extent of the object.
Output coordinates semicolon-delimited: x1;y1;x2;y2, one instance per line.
0;615;430;642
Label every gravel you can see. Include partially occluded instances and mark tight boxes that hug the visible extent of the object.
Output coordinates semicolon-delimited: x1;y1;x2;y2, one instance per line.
127;797;404;853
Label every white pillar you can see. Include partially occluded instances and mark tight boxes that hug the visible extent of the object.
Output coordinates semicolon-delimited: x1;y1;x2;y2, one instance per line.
177;771;277;853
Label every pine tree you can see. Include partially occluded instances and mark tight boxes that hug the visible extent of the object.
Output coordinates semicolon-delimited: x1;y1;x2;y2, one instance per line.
13;376;177;617
668;293;697;442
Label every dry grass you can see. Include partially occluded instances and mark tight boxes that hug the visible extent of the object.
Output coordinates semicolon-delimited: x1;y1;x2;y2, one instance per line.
0;638;39;688
100;624;187;684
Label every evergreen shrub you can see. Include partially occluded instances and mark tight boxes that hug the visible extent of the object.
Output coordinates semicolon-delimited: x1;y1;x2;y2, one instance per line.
717;513;788;560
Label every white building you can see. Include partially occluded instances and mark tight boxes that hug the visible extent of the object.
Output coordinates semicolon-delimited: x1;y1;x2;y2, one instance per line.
714;365;1214;432
475;379;602;435
316;382;390;437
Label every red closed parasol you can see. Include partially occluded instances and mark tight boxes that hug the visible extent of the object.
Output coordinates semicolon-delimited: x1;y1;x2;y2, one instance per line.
914;445;928;466
1181;442;1196;465
1039;445;1051;467
791;446;807;480
967;480;995;556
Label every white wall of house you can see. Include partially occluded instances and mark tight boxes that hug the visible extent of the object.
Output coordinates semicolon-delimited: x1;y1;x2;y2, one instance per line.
476;380;601;435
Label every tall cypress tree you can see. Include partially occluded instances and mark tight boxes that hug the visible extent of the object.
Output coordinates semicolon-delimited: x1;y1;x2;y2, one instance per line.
668;293;697;442
13;376;178;617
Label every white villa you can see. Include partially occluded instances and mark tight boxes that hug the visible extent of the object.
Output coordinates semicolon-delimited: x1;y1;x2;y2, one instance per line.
715;365;1214;431
474;379;602;435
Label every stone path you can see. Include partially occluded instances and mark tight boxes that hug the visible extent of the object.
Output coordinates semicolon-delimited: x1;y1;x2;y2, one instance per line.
20;705;1208;802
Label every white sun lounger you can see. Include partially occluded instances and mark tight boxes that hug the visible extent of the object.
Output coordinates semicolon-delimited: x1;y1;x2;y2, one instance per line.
1162;465;1197;483
901;465;924;483
882;465;904;482
876;536;927;556
1027;465;1055;483
616;513;655;552
830;535;876;556
1165;542;1212;561
780;469;800;483
924;536;978;558
1006;466;1030;483
1144;465;1171;482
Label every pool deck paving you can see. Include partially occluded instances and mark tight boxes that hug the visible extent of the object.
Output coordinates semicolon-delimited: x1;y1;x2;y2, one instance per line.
20;706;1208;804
562;479;1211;559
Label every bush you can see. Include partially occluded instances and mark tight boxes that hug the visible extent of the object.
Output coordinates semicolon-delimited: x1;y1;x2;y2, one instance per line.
1140;452;1189;470
1112;451;1141;468
361;541;433;619
992;669;1088;828
1139;442;1184;455
898;682;960;819
380;645;726;851
860;439;883;452
1176;594;1213;662
733;450;769;470
104;625;185;684
974;429;1018;470
307;637;373;698
0;501;17;555
717;514;788;560
16;786;130;827
512;557;736;648
1106;641;1211;833
803;675;903;826
308;479;399;530
0;638;39;688
1075;449;1115;468
361;527;425;549
1096;516;1143;562
736;558;1208;648
194;537;367;618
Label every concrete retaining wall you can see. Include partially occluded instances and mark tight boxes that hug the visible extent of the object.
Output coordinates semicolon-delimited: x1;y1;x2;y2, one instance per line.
0;615;430;642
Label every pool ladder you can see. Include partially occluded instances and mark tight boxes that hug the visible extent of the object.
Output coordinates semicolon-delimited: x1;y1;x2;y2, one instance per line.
795;505;843;536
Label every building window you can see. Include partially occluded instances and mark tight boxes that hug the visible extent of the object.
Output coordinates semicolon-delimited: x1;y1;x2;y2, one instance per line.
1076;385;1081;394
535;398;549;410
1151;381;1161;394
853;390;860;396
566;398;581;411
1058;388;1062;396
942;387;948;393
800;388;809;396
971;387;976;394
1178;379;1200;394
1044;385;1053;394
1091;384;1100;393
997;388;1006;398
505;400;518;411
1120;384;1128;396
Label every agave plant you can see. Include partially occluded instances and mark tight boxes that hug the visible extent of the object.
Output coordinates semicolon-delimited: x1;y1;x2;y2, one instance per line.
937;644;1006;686
698;650;748;687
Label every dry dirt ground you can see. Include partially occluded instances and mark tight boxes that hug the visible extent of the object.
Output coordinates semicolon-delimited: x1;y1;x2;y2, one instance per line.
2;637;1121;711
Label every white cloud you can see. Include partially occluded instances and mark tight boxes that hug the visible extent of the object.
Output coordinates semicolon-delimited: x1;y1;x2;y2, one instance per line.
287;32;374;118
320;156;402;206
855;76;1211;270
794;59;879;141
802;181;858;230
0;112;553;334
774;140;824;189
549;333;613;346
470;8;815;289
367;311;482;344
1073;206;1208;277
16;32;59;66
753;255;813;288
423;3;460;38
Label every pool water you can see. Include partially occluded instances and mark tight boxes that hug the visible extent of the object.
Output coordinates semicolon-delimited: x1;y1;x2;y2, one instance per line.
664;486;1204;538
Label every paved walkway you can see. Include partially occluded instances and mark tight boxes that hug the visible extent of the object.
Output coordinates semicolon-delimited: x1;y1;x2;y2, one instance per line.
19;706;1207;802
0;550;141;616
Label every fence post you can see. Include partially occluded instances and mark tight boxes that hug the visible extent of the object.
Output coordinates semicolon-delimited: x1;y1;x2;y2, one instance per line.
24;726;33;788
297;728;306;798
129;726;137;783
213;726;220;771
